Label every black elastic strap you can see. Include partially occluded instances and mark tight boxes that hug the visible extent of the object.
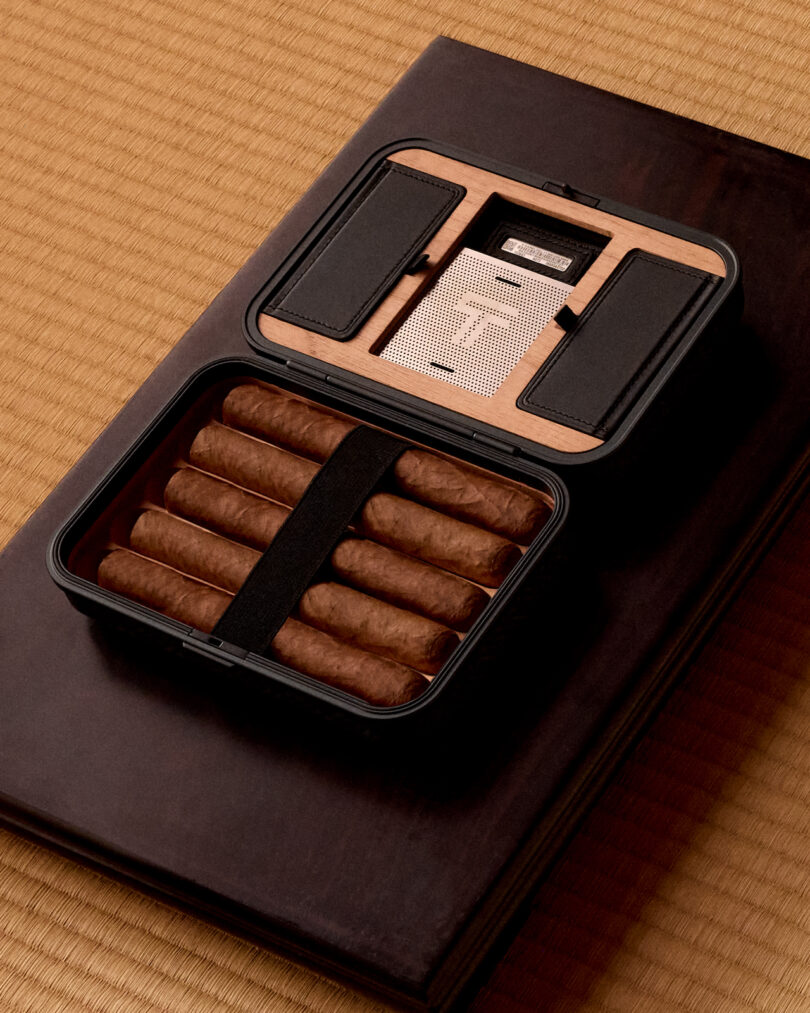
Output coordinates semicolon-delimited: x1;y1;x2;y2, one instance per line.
212;425;406;654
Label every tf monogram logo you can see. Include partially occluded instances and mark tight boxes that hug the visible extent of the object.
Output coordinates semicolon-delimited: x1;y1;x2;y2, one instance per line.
449;292;518;348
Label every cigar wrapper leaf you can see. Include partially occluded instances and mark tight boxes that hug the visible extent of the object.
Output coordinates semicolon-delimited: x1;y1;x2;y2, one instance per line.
130;509;460;674
188;424;520;587
222;384;551;541
97;549;428;707
164;469;488;630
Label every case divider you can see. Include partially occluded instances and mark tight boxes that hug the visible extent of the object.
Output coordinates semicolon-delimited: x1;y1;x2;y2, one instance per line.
212;425;406;654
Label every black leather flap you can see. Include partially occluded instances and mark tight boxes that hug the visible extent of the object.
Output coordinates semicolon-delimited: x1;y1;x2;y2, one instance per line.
265;161;465;340
518;250;718;437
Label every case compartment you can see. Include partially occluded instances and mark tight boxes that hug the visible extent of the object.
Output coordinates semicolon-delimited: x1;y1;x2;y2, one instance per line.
49;358;567;721
464;195;609;285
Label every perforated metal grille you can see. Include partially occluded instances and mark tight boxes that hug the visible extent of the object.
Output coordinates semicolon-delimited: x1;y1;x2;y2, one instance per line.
380;248;573;397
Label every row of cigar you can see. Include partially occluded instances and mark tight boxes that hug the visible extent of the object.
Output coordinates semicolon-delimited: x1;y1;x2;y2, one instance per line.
97;384;551;706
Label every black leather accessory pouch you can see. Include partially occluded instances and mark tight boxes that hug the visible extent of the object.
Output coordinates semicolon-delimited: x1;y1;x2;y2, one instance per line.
468;197;607;285
518;250;718;437
264;161;464;340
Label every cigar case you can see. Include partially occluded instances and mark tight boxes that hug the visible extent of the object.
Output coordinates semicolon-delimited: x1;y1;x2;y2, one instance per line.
48;134;739;721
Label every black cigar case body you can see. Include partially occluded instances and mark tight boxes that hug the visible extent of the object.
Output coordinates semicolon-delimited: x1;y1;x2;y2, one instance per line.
48;356;570;723
47;138;739;722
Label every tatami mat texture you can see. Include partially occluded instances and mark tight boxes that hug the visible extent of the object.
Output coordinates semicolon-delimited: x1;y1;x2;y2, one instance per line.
1;0;810;1010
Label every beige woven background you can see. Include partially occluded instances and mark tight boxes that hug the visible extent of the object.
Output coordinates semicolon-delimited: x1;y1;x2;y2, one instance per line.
1;1;809;1010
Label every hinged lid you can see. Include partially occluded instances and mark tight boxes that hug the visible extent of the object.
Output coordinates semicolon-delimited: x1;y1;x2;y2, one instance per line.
245;140;740;468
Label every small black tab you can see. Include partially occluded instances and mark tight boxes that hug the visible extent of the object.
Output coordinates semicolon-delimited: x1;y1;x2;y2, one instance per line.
182;631;249;667
404;251;430;274
541;180;599;207
471;431;517;455
554;305;579;330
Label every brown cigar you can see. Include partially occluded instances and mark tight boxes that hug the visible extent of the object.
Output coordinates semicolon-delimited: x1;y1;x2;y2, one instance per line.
98;544;227;633
129;509;258;592
271;618;428;706
222;384;550;542
189;422;317;505
188;423;520;586
297;582;457;675
97;549;428;706
166;468;290;548
358;493;519;586
330;538;486;632
165;469;488;629
129;510;460;674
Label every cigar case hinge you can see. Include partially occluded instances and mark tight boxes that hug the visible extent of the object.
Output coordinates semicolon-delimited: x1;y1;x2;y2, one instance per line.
472;431;518;455
182;630;249;666
285;358;329;382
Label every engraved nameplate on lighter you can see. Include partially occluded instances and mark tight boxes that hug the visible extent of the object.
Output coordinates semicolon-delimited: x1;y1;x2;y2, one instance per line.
380;248;573;397
501;237;573;273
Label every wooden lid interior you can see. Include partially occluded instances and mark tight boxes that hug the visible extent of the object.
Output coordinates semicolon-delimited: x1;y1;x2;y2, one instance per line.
257;148;727;455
